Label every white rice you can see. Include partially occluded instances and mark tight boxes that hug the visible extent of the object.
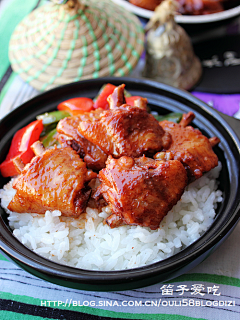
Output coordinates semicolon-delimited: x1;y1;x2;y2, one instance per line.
0;163;223;271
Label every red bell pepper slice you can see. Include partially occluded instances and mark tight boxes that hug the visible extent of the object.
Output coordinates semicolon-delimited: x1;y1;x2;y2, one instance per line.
0;119;43;177
93;83;116;110
57;97;94;115
125;96;143;106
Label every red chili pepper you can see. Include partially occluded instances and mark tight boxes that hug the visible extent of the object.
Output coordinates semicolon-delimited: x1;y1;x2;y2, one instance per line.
126;96;143;106
57;97;94;115
0;119;43;177
93;83;116;110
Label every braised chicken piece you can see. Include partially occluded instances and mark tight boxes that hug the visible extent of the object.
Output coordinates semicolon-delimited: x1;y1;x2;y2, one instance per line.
78;85;171;158
8;142;97;217
107;83;148;111
155;112;220;181
130;0;224;15
177;0;223;15
94;155;188;229
107;84;126;109
133;97;148;111
57;109;107;171
129;0;162;11
79;106;171;158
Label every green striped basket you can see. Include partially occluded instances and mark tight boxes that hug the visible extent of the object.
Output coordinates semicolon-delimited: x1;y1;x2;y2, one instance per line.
9;0;144;91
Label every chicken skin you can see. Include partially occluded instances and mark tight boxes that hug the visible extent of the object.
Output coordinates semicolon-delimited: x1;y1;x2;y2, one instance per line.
8;144;97;217
78;84;171;158
57;110;107;171
78;105;171;159
156;112;220;181
94;155;188;230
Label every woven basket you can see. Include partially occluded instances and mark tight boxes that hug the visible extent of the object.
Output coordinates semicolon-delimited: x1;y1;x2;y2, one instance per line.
9;0;144;91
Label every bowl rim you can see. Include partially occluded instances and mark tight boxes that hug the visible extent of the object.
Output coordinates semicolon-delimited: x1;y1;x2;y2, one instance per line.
111;0;240;24
0;77;240;288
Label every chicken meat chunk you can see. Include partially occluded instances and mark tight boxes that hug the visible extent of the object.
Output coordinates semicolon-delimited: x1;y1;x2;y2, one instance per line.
78;106;171;159
94;155;188;229
107;84;126;109
155;112;220;181
57;110;107;171
78;84;171;158
107;84;148;111
8;143;97;217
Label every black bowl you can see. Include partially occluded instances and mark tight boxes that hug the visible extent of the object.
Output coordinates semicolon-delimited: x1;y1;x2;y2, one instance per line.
0;77;240;291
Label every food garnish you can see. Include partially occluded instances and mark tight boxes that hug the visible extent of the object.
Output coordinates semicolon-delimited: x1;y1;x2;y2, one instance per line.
0;120;43;177
57;97;94;115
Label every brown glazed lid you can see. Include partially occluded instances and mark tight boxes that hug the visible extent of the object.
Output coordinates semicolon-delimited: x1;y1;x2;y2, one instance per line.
9;0;144;91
